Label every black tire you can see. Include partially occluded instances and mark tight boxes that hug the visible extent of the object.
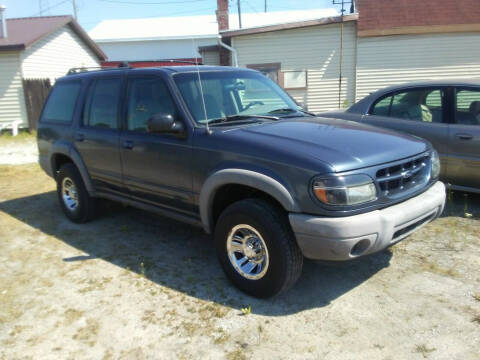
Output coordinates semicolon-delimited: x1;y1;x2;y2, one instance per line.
214;198;303;298
56;163;96;223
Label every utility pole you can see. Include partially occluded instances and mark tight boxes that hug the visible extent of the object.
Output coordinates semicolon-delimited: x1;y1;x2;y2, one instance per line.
237;0;242;28
72;0;78;20
332;0;352;109
264;0;267;12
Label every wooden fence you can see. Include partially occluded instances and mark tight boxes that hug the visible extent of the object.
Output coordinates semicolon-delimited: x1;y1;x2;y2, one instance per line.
23;78;52;130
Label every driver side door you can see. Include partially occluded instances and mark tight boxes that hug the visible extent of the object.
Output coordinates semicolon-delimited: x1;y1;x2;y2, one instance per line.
120;74;194;214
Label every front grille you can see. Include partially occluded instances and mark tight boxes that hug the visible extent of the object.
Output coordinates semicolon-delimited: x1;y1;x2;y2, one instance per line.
376;154;430;197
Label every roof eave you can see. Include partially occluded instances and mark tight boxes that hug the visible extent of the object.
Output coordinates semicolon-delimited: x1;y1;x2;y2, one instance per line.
68;19;107;61
221;14;358;38
93;34;219;43
0;44;25;51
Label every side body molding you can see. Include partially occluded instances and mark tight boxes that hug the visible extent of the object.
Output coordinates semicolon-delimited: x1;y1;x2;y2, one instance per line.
199;168;299;233
49;142;95;196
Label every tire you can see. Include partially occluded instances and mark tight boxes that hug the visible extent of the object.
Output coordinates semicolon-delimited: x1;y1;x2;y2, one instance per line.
214;198;303;298
56;163;96;223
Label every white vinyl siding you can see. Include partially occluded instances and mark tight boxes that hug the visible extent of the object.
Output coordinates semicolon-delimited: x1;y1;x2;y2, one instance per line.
232;22;357;112
97;38;217;61
21;25;99;83
0;52;27;127
201;50;220;66
356;32;480;100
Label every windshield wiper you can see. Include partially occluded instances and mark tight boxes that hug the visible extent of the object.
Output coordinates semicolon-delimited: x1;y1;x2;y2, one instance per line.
207;114;280;126
268;108;315;116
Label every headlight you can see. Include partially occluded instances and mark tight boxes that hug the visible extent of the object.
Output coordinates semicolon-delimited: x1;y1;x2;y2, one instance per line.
313;174;377;206
431;150;440;179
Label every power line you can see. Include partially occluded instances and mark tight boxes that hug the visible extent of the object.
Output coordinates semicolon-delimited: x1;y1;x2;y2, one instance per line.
98;0;210;4
31;0;70;16
243;0;260;14
80;5;215;24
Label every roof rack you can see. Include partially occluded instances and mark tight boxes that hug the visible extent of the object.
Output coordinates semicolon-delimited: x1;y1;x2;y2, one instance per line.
66;61;130;75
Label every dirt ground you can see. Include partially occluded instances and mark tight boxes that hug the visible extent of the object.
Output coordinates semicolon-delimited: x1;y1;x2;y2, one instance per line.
0;133;38;165
0;164;479;360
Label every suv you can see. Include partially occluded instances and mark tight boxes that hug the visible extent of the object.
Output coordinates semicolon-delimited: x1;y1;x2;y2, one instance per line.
38;66;446;298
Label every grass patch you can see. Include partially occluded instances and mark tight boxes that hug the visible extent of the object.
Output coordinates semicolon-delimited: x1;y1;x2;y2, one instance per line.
226;349;246;360
414;344;436;358
0;129;36;143
72;318;99;347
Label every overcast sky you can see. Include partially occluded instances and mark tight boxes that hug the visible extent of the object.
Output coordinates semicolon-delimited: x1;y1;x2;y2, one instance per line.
2;0;345;31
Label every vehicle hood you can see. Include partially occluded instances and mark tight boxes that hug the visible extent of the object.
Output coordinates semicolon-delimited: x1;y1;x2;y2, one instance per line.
238;117;429;172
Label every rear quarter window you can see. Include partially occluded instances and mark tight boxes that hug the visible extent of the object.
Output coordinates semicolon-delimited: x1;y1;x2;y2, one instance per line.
41;81;81;123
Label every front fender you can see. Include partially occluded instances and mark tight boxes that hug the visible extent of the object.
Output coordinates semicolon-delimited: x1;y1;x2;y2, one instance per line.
199;168;299;233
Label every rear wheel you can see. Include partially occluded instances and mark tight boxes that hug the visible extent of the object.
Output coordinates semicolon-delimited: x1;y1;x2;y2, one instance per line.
214;198;303;298
56;163;96;223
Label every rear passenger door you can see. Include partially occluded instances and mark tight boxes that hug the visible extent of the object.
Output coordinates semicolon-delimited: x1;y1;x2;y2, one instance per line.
119;74;194;214
447;87;480;190
74;75;124;194
363;87;450;178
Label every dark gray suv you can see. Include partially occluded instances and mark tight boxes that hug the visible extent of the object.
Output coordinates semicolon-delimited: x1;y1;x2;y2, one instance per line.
37;66;446;297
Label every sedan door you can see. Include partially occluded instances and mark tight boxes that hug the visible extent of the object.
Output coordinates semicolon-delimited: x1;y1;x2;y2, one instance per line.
362;87;450;179
447;87;480;191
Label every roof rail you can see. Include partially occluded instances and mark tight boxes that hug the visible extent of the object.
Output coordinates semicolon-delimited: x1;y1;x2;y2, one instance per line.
66;62;131;75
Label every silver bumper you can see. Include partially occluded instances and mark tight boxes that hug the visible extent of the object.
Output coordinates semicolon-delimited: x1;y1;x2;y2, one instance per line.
289;181;446;261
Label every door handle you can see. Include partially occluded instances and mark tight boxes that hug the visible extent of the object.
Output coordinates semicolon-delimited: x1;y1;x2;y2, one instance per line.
75;133;85;142
455;133;473;140
123;140;134;149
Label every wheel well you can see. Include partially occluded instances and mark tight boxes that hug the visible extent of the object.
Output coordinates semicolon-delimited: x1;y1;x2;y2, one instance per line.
211;184;286;228
52;153;73;177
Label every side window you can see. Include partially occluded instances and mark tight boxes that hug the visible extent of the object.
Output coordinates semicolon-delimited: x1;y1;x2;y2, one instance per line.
389;89;443;123
371;95;393;116
42;81;81;123
127;77;177;132
424;90;444;123
455;88;480;125
83;78;122;129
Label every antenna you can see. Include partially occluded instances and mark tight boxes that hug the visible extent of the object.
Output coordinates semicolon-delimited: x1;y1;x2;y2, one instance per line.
191;38;211;135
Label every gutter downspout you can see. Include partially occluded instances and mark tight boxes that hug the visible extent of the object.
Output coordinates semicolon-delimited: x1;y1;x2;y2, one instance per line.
218;36;238;67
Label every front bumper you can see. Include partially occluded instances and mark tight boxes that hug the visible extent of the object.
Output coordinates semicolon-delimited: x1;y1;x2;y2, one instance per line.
289;181;446;261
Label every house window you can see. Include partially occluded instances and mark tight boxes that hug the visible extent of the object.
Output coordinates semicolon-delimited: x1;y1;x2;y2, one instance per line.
283;70;307;90
247;63;282;85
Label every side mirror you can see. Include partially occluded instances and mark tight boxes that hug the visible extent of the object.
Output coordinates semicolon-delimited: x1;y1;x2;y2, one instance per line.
147;113;185;135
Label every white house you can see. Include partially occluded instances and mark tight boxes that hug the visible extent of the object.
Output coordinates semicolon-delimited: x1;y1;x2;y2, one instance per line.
88;8;338;67
220;0;480;112
0;14;106;130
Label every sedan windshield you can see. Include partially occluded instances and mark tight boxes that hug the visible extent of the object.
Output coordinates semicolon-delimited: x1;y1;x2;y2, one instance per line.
173;70;301;124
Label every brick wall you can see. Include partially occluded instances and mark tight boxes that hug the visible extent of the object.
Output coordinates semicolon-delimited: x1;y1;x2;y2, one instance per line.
357;0;480;32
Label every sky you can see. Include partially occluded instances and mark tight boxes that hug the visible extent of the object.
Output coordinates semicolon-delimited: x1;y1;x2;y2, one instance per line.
1;0;346;31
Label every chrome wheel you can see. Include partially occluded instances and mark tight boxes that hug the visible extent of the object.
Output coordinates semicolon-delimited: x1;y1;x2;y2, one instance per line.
226;224;269;280
61;177;78;211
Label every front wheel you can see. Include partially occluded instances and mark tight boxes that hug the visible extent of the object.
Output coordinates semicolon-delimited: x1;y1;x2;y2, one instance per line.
214;199;303;298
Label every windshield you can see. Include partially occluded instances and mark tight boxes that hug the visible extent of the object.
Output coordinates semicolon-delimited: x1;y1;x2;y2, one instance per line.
173;70;301;124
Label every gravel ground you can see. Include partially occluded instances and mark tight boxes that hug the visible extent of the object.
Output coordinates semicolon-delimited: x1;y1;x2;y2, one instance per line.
0;135;38;165
0;164;479;360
